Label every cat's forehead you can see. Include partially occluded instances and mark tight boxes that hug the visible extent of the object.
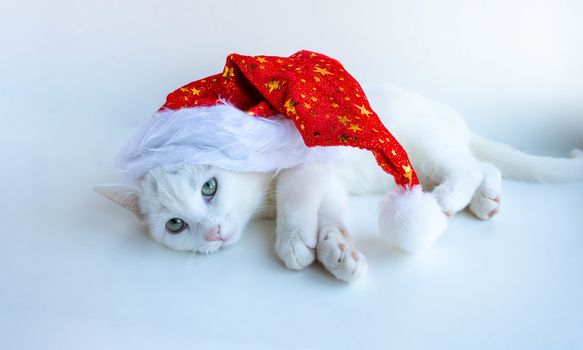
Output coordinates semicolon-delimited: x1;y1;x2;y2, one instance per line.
139;164;217;213
143;164;215;192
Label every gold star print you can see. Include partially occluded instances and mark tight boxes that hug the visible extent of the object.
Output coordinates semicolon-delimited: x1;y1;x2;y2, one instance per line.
331;103;339;108
300;124;305;130
402;164;413;184
339;87;344;92
222;66;234;81
264;79;281;93
256;57;267;63
344;96;351;101
303;102;311;109
391;149;397;156
314;66;333;76
348;124;362;132
276;59;283;64
337;115;351;125
189;87;201;96
284;99;297;115
355;104;372;116
301;79;307;83
310;96;318;102
259;65;266;70
314;76;321;82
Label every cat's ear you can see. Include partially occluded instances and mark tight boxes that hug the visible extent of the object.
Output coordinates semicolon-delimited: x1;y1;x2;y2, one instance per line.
94;184;143;219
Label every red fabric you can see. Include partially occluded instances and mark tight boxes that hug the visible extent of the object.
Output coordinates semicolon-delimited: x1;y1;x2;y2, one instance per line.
161;50;418;187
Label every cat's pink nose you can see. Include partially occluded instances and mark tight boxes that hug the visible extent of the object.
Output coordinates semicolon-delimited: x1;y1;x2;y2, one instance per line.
203;226;221;241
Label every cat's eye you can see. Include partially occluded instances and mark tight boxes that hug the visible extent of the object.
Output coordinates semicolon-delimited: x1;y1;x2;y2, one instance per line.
165;218;187;233
201;177;218;197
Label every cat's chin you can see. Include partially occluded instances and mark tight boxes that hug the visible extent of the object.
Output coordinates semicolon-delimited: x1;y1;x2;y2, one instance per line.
196;231;241;254
196;241;224;255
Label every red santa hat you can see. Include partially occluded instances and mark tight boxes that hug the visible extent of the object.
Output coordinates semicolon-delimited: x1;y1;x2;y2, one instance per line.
118;50;447;252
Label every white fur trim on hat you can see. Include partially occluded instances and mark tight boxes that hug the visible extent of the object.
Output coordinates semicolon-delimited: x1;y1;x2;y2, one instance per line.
117;103;342;180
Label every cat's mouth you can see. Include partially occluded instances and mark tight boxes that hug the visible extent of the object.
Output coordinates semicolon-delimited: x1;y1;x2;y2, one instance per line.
197;226;236;254
198;225;238;254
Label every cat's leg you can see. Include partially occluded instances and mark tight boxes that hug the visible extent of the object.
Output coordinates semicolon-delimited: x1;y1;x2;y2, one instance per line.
426;155;484;217
275;164;331;270
469;163;502;220
316;186;367;282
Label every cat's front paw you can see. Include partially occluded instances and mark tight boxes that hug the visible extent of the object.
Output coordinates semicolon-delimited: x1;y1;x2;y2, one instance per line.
317;229;367;282
275;226;317;271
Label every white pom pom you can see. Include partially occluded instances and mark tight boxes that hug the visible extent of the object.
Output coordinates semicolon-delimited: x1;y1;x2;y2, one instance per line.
378;185;447;253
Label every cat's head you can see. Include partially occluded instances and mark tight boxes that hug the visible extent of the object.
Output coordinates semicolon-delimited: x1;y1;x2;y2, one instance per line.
96;164;266;254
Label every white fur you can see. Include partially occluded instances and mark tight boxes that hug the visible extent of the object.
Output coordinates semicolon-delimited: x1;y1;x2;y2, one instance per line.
97;85;583;282
470;134;583;183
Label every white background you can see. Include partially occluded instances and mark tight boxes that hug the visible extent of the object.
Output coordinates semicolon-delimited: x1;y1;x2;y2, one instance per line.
1;1;582;349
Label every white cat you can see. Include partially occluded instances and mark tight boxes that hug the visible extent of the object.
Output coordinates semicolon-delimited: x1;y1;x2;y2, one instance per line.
96;85;583;282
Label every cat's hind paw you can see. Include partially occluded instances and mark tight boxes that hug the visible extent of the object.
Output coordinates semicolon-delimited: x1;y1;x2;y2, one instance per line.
317;229;367;282
469;163;502;220
469;191;500;220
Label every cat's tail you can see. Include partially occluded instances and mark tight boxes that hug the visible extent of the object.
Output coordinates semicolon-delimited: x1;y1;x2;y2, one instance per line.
469;133;583;183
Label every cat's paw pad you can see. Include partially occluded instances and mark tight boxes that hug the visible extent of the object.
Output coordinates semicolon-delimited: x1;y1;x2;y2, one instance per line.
469;191;501;220
275;236;316;271
317;230;367;282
